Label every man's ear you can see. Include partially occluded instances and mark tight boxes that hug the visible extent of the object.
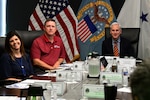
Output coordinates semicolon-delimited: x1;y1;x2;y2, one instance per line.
120;29;122;34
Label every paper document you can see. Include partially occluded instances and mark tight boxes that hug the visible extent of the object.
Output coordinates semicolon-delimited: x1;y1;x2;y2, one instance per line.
0;96;25;100
5;79;51;89
5;83;29;89
117;87;131;93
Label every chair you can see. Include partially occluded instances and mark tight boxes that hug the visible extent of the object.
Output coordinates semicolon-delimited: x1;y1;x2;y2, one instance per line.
15;30;43;54
105;28;140;58
0;37;6;56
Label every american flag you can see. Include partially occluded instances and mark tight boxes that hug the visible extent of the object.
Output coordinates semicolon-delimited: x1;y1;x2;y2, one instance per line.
78;15;97;42
28;0;79;62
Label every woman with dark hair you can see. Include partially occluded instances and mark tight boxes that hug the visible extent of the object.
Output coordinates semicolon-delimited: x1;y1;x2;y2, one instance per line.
0;31;34;81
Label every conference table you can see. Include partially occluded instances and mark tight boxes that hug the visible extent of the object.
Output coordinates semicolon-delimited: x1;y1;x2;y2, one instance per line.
0;58;136;100
0;75;132;100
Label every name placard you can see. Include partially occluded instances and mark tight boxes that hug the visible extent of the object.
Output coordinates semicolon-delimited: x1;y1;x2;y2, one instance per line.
118;58;136;67
73;61;84;71
56;71;82;81
56;71;67;81
82;84;104;98
100;72;122;84
117;58;136;74
52;82;66;95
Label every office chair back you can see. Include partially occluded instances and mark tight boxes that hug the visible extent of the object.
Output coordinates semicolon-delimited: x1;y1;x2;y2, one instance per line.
15;30;43;54
105;28;140;58
0;37;6;56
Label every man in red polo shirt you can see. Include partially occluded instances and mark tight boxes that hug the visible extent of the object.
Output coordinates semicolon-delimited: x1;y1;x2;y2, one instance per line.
30;18;66;73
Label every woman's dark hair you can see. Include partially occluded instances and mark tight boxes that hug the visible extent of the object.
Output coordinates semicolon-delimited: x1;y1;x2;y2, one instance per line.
5;31;25;60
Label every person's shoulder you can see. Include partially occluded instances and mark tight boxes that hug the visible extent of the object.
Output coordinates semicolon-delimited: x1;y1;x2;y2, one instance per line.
34;34;44;41
22;53;31;62
121;37;130;42
33;34;44;44
24;53;29;57
55;35;61;39
23;53;30;58
54;35;62;41
1;53;9;57
103;37;112;42
0;53;10;60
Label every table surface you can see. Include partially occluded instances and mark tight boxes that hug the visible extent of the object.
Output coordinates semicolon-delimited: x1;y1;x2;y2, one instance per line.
0;70;133;100
0;77;132;100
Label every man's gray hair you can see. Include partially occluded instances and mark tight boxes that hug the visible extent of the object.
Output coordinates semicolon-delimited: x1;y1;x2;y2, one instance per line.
110;22;122;29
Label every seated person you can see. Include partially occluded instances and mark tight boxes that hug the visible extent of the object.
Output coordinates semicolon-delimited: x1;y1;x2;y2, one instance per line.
102;22;134;57
30;18;66;73
0;31;34;82
130;59;150;100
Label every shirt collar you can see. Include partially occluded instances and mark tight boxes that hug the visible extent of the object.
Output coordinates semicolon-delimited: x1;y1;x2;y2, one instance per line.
43;34;57;43
112;37;121;43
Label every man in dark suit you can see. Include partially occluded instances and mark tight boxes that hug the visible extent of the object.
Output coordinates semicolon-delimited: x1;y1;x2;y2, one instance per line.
102;22;134;58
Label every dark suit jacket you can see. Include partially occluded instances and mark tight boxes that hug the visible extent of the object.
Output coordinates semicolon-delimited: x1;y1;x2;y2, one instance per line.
102;36;134;58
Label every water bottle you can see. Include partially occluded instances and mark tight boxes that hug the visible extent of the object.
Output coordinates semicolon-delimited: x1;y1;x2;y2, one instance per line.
51;86;57;100
122;67;129;87
44;82;57;100
43;82;52;100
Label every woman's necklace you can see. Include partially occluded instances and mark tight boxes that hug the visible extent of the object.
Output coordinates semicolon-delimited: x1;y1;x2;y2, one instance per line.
16;57;26;76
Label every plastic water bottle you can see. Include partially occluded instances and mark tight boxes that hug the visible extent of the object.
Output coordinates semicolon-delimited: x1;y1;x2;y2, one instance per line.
43;82;52;100
51;86;57;100
122;67;128;87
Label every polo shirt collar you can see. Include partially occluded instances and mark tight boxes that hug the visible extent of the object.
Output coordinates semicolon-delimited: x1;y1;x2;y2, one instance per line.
43;34;57;43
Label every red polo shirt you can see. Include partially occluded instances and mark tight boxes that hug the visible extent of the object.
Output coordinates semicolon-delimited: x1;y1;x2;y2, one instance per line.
30;34;66;66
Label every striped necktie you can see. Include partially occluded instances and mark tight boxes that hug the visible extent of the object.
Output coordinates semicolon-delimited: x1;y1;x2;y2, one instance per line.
114;41;119;56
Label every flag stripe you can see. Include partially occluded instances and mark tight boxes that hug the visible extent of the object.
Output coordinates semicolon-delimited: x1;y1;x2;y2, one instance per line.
81;31;92;42
29;4;45;30
67;6;79;52
32;11;43;29
29;20;35;30
55;32;70;62
64;7;77;55
64;6;79;52
54;17;73;61
78;18;92;42
79;27;90;38
56;12;75;57
78;20;86;33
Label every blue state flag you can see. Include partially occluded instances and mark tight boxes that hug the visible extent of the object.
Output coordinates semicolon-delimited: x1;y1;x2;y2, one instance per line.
77;0;116;60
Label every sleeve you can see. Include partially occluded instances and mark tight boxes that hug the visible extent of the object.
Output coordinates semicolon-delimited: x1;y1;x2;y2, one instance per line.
0;54;13;80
